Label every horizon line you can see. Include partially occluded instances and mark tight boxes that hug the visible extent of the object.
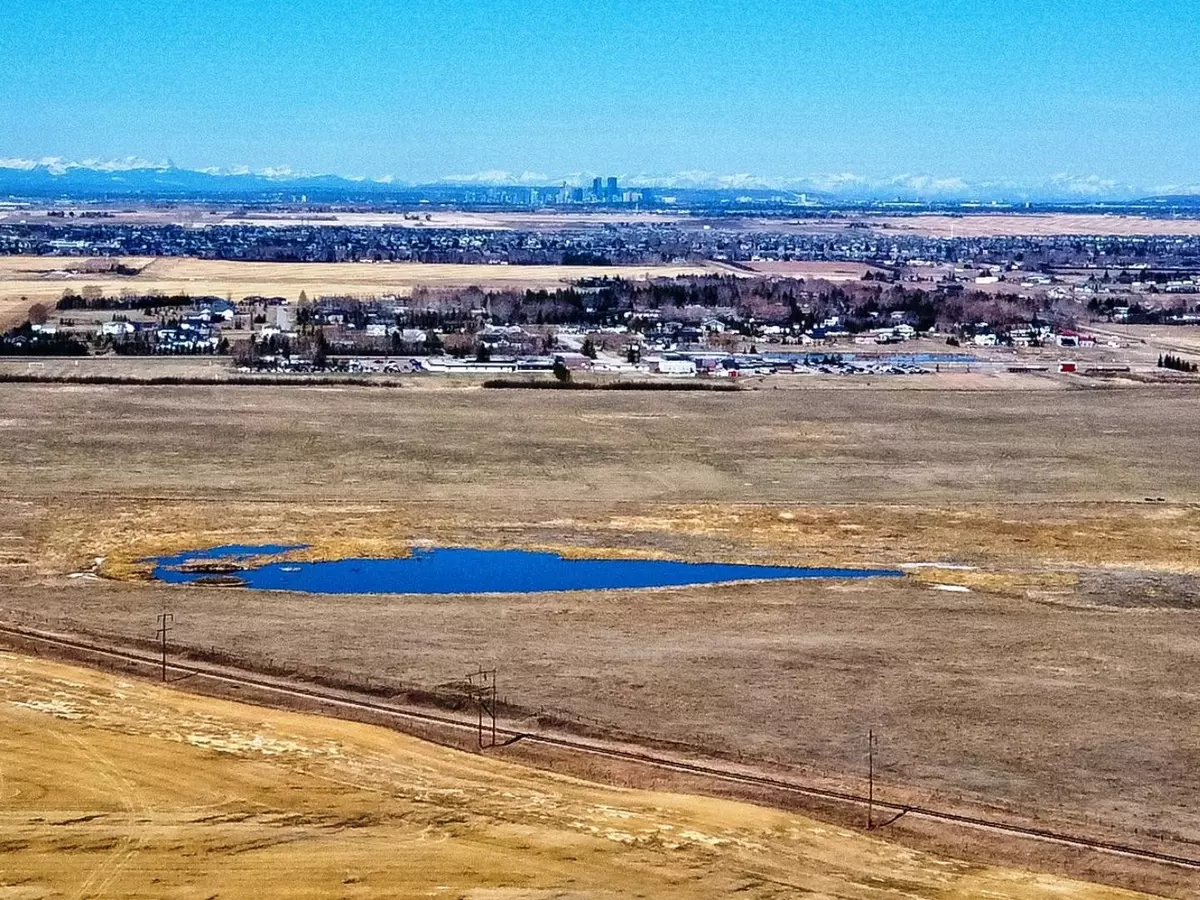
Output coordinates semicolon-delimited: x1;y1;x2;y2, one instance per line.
3;156;1200;202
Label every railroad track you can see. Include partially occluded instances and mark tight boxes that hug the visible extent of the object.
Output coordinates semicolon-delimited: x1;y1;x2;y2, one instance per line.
2;622;1198;873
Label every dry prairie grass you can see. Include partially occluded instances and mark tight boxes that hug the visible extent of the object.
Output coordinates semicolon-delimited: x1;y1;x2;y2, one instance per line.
1;383;1199;886
0;255;720;306
873;214;1200;238
737;260;887;280
30;498;1200;586
0;296;37;327
0;652;1161;900
741;215;1200;238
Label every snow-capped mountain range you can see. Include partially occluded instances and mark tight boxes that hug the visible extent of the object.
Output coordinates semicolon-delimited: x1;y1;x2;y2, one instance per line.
0;156;1195;202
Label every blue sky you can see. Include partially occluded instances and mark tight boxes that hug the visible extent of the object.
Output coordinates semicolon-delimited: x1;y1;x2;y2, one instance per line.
2;0;1198;189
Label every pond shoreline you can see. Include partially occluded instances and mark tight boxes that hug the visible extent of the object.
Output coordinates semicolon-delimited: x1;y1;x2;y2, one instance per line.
152;544;905;596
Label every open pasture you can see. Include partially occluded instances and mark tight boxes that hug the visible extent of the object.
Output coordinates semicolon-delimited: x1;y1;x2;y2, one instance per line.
0;652;1159;899
860;214;1200;238
0;255;719;307
9;204;1200;238
0;294;38;326
730;214;1200;238
0;382;1198;893
737;260;887;280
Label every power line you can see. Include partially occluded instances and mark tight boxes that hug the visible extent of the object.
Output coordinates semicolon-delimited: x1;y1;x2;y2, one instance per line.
4;623;1197;873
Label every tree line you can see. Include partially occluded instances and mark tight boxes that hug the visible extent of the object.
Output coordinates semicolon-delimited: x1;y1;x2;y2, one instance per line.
1157;353;1199;373
56;289;222;312
0;322;88;356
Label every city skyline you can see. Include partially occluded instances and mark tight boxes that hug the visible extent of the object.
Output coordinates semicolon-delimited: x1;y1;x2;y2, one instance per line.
3;154;1200;203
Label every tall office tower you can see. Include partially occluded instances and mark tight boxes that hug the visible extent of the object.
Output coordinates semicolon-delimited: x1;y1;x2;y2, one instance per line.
606;176;618;201
592;176;603;199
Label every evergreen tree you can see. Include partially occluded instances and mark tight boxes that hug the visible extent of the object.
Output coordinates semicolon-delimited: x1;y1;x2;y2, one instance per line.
312;328;329;370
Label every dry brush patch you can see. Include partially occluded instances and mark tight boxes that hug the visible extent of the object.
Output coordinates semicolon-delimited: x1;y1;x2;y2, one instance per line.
17;492;1200;591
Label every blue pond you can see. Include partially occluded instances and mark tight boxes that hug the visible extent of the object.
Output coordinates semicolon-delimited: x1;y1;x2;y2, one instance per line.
153;545;902;595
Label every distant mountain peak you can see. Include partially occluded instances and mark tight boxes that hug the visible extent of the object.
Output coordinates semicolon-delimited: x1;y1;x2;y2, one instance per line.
0;156;1197;202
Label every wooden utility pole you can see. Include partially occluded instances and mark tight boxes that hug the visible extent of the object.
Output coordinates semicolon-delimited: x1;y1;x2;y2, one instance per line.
867;728;877;829
466;666;497;749
156;612;174;682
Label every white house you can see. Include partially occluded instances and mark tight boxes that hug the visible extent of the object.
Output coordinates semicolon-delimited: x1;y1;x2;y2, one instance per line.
657;358;697;376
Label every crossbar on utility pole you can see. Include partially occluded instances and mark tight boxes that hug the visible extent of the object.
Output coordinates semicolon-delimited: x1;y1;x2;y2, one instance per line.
156;612;174;682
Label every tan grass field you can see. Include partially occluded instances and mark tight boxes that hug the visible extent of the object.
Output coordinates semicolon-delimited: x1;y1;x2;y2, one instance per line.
1091;324;1200;356
732;214;1200;238
0;294;37;327
0;205;697;229
738;260;886;280
0;255;720;307
862;214;1200;238
1;383;1199;894
0;652;1155;899
218;209;695;229
10;204;1200;237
